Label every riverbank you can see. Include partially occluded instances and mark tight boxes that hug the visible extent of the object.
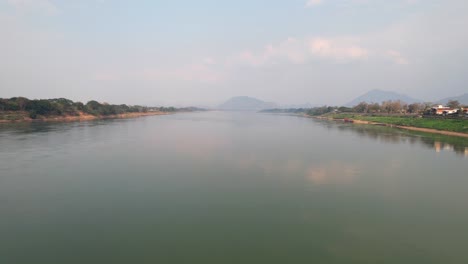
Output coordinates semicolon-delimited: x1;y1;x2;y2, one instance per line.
0;111;171;123
314;114;468;138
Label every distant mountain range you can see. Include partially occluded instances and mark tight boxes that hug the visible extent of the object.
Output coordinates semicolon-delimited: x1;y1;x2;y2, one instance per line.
219;91;468;111
436;93;468;105
345;90;468;107
218;96;278;111
345;89;421;107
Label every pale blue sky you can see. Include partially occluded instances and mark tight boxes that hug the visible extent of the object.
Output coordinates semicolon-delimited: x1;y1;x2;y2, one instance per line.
1;0;466;106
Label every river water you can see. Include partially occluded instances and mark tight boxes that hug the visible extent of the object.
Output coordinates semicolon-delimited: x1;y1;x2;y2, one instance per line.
1;111;467;263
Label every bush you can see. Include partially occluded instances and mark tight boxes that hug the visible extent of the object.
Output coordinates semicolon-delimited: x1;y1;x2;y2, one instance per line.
29;110;37;119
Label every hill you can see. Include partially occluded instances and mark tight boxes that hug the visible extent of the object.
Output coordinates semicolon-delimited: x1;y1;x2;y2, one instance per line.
218;96;278;111
437;93;468;105
345;89;421;107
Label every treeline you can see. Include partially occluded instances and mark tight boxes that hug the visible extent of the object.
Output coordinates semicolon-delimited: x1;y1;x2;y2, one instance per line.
307;106;351;116
305;101;421;116
347;100;465;114
263;99;467;116
0;97;181;119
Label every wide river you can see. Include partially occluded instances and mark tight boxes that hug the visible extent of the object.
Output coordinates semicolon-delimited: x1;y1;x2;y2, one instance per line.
1;111;468;263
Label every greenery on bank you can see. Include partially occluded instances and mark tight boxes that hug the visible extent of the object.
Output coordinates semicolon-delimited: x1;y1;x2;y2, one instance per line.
264;99;467;116
327;113;468;133
261;99;468;134
0;97;200;121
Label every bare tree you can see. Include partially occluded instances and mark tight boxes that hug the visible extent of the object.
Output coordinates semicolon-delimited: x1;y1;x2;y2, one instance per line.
353;102;368;113
407;103;422;114
447;100;460;109
382;100;403;113
422;102;433;111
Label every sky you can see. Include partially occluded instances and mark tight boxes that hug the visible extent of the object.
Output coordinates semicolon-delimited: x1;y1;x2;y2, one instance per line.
1;0;467;107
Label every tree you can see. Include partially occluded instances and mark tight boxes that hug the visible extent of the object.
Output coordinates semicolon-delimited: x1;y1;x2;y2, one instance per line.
25;100;54;115
381;100;392;113
3;98;20;111
338;106;353;113
407;103;422;114
85;100;103;115
381;100;403;113
73;102;85;111
368;103;380;113
447;100;460;109
422;102;433;111
1;97;163;117
0;99;6;111
391;100;403;113
16;97;29;111
307;106;333;116
400;102;408;114
353;102;368;113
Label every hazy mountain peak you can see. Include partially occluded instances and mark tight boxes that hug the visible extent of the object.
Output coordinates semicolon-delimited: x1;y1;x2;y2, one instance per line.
437;93;468;105
345;90;421;107
218;96;278;111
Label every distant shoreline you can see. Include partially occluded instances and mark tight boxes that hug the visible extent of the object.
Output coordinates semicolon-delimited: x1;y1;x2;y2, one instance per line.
0;111;171;124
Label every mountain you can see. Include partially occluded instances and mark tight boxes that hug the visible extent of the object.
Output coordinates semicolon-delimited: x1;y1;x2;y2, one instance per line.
279;103;318;109
436;93;468;105
345;89;421;107
218;96;278;111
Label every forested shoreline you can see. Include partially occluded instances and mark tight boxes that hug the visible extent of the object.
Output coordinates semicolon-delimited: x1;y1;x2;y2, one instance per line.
0;97;200;122
261;100;468;136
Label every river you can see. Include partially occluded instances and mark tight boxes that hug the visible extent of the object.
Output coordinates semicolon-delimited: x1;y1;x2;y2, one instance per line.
1;111;467;263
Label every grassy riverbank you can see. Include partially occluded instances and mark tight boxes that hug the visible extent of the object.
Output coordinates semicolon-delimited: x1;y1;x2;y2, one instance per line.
322;113;468;135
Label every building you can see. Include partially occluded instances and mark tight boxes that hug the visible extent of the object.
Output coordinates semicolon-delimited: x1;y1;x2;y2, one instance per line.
430;105;457;115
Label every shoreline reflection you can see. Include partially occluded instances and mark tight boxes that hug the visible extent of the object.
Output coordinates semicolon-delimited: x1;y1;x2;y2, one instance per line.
313;119;468;157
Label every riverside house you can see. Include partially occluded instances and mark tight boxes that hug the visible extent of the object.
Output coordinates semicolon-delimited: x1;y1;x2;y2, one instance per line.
430;105;457;115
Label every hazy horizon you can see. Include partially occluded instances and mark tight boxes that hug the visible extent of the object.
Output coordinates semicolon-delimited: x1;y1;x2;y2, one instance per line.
1;0;467;106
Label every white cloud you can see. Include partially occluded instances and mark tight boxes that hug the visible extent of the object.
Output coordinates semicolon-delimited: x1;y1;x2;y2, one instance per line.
229;36;372;67
309;37;369;60
230;37;309;67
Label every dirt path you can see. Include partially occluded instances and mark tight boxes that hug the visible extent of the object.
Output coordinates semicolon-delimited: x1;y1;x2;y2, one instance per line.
394;125;468;138
312;116;468;138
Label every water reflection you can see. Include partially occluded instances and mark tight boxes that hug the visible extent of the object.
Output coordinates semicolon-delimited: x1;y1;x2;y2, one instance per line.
0;118;134;136
314;120;468;157
2;112;468;264
307;162;360;185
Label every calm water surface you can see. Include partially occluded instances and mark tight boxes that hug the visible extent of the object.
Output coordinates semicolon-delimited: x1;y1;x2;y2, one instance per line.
1;111;468;263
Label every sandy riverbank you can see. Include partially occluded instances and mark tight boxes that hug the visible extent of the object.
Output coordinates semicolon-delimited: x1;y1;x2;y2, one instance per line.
0;111;170;123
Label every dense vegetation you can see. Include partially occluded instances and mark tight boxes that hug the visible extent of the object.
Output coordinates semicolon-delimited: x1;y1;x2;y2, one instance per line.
328;113;468;133
265;99;467;116
344;100;467;115
0;97;186;120
261;99;468;134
